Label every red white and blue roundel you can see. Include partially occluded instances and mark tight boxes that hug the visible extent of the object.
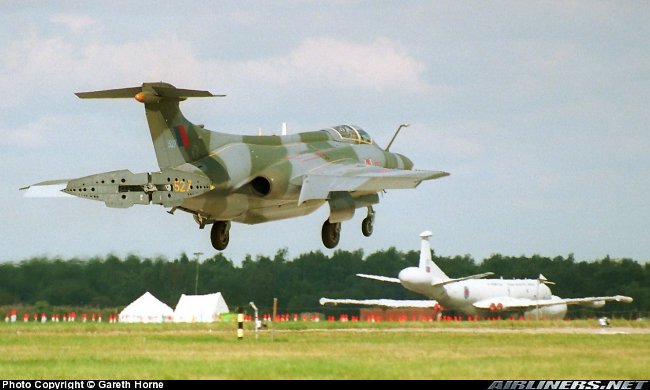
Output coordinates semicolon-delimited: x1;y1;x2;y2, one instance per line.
174;125;190;148
464;286;470;300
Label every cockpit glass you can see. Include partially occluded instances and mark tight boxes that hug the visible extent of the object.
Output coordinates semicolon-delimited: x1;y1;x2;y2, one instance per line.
331;125;373;145
334;125;356;140
356;128;372;144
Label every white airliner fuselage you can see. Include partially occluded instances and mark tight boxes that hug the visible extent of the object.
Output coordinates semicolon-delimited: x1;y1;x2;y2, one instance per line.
321;231;632;319
398;265;567;319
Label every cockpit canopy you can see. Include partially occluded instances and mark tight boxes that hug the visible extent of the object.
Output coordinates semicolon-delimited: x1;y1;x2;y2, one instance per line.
325;124;374;145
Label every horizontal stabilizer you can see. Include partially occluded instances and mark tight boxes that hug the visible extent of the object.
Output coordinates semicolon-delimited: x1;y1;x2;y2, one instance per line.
75;87;143;99
320;298;438;308
356;273;401;283
152;86;223;98
20;180;73;198
432;272;494;287
75;82;225;100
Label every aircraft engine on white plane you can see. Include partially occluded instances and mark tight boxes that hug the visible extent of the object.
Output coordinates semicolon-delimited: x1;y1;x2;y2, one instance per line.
523;302;568;320
582;300;606;308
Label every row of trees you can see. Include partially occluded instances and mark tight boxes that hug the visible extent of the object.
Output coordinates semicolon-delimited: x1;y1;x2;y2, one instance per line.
1;249;648;317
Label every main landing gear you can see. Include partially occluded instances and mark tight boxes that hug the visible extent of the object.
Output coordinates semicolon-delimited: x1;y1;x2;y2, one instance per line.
209;207;376;251
210;221;230;250
321;206;375;248
321;220;341;249
361;206;375;237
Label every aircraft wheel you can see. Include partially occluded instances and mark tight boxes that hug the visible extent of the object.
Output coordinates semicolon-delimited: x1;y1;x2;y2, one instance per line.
361;217;373;237
211;221;230;250
321;220;341;249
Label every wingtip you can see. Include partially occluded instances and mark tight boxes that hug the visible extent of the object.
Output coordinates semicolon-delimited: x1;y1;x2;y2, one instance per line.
429;171;450;180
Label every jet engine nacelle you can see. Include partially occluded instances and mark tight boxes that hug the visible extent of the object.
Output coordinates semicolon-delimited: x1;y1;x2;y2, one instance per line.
327;192;380;223
523;300;568;320
579;300;606;308
249;164;295;199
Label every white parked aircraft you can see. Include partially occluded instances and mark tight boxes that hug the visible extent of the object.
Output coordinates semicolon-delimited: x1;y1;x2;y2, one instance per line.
320;231;633;319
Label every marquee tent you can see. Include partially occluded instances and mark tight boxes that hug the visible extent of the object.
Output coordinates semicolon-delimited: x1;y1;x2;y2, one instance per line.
173;292;229;323
118;291;173;323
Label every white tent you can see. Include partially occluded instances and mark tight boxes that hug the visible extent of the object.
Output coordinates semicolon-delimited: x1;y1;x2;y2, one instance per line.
119;291;174;323
173;292;229;323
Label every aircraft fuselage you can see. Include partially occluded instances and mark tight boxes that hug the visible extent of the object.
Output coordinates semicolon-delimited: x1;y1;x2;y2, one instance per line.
181;130;412;224
24;83;449;250
398;266;566;318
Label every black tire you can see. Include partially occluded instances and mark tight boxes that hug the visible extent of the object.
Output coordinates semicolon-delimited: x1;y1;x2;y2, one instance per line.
361;217;373;237
210;221;230;250
321;220;341;249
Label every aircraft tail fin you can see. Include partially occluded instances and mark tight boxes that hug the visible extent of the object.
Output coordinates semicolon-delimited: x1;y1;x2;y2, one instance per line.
76;82;225;169
418;231;448;282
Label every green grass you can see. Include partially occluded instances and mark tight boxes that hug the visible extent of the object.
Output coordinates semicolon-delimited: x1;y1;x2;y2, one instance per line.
0;321;648;379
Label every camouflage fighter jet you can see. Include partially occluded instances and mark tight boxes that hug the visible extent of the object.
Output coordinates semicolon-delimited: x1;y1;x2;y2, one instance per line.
22;82;449;250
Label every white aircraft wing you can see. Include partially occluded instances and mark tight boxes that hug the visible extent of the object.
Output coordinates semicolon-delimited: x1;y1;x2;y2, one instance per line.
20;180;73;198
473;295;633;311
356;273;401;283
554;295;633;306
431;272;494;287
320;298;438;308
294;166;449;204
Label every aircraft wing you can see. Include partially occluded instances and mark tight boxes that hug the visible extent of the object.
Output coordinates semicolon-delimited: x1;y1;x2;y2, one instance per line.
295;166;449;204
472;295;633;311
553;295;633;306
356;273;401;283
20;180;74;198
431;272;494;287
320;298;438;308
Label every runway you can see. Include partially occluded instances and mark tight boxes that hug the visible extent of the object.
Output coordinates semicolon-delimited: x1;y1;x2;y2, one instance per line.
276;325;650;335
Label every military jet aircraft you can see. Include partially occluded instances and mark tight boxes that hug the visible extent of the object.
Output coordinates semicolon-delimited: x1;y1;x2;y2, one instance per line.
21;82;448;250
321;231;633;319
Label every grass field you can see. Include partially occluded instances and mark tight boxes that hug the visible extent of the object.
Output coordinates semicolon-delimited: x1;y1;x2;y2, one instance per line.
0;320;648;379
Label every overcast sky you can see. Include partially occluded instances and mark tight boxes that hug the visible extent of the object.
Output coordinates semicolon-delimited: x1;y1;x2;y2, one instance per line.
1;1;648;264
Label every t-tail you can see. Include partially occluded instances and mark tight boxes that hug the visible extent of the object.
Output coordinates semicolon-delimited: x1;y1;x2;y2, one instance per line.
76;82;225;169
419;231;495;287
21;83;225;209
418;231;448;283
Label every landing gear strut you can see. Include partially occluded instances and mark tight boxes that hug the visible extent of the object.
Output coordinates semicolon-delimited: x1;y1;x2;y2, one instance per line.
322;220;341;249
210;221;230;250
361;206;375;237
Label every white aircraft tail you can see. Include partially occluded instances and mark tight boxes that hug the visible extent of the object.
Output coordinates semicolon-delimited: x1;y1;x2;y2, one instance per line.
419;231;448;282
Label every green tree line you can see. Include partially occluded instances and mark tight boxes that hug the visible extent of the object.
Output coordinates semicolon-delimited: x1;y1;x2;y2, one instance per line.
0;249;648;318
